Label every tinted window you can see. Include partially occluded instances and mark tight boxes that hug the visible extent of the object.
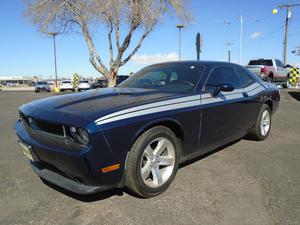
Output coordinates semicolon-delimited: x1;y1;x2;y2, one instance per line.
62;81;71;84
116;76;129;84
204;67;241;92
248;60;273;66
235;67;255;88
80;80;89;83
120;64;205;92
37;82;47;85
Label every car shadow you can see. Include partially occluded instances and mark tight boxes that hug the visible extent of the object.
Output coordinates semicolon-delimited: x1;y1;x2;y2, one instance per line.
41;178;126;202
288;91;300;101
179;139;241;169
42;139;243;201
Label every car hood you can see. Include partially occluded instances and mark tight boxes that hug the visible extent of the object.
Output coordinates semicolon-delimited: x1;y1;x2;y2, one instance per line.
19;87;181;127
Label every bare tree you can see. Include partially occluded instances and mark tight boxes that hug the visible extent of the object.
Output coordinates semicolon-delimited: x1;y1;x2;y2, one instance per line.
25;0;190;87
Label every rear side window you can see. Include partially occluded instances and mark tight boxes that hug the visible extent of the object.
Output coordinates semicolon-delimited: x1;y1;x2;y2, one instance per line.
204;67;241;92
248;60;273;66
235;67;255;88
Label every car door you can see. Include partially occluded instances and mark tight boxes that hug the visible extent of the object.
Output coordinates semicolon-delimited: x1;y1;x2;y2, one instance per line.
235;66;263;129
275;59;288;79
199;66;248;153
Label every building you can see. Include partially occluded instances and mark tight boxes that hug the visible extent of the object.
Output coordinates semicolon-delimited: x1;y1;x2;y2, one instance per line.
0;76;37;86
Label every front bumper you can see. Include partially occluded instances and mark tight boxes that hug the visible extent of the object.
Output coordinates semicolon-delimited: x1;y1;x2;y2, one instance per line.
14;119;126;194
31;161;113;194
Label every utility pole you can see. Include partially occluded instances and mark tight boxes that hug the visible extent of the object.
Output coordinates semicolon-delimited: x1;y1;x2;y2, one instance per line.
48;32;58;86
277;3;300;64
225;43;233;62
176;24;184;61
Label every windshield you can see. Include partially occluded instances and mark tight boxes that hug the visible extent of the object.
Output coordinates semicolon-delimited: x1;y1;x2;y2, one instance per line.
37;82;47;85
119;63;204;92
80;80;89;83
62;81;71;84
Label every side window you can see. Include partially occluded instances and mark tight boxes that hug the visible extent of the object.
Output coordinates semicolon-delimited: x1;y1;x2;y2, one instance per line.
221;67;241;88
235;67;255;88
275;59;284;68
204;67;241;92
204;68;223;92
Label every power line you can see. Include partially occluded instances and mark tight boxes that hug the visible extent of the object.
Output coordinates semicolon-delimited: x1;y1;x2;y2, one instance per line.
245;25;285;49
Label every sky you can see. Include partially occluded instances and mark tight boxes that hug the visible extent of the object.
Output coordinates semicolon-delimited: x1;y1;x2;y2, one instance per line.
0;0;300;78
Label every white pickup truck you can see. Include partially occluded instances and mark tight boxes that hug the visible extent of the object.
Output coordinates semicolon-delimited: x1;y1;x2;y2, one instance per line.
245;58;289;88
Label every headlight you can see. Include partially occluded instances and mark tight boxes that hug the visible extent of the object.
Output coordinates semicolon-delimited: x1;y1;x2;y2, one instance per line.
68;126;89;145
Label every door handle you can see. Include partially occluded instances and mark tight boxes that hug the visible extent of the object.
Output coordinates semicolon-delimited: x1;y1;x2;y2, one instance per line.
242;92;248;97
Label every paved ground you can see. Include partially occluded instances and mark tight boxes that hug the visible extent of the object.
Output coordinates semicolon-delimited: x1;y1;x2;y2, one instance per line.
0;90;299;225
0;86;34;91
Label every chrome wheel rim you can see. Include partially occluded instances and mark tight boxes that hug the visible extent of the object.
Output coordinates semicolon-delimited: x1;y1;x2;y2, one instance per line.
140;137;175;188
260;110;270;136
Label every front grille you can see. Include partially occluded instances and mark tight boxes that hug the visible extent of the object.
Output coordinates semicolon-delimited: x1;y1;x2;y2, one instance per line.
20;112;84;151
20;112;64;137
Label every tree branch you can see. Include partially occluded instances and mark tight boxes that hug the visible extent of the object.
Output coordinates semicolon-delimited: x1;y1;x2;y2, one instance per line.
121;28;152;66
114;18;121;50
63;0;108;75
107;17;114;67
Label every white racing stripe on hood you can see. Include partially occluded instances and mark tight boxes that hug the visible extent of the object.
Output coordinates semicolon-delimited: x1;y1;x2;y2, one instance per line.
95;95;200;124
95;83;265;125
96;99;201;125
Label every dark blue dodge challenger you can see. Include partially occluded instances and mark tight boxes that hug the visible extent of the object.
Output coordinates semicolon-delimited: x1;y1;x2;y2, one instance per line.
15;61;280;198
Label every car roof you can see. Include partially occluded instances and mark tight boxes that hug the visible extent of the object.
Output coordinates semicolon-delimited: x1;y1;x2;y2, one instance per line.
147;60;241;68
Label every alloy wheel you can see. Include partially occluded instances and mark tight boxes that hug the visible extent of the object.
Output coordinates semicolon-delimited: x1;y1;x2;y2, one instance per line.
140;137;175;188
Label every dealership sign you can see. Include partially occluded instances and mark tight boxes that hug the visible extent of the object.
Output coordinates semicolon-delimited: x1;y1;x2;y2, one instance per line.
292;46;300;56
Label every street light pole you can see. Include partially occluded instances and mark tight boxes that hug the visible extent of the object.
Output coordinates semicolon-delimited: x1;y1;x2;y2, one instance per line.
176;24;184;61
48;32;58;86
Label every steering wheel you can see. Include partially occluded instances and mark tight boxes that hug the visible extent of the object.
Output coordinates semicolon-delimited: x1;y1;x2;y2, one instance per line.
170;80;194;87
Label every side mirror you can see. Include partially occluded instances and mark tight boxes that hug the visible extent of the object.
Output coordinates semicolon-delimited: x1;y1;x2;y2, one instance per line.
212;83;234;96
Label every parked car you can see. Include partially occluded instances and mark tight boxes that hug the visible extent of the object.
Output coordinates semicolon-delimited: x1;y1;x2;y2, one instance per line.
78;80;91;91
116;75;129;85
6;82;17;87
91;79;108;89
60;80;74;92
15;61;280;198
35;81;51;93
245;58;289;88
91;75;129;89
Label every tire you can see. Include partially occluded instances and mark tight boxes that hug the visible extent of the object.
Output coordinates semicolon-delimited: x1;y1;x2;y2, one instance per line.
125;126;181;198
282;79;289;89
266;76;273;83
249;104;272;141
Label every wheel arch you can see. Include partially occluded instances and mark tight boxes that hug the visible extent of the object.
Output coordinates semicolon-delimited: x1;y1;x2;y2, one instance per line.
263;99;273;112
129;118;185;151
268;72;274;78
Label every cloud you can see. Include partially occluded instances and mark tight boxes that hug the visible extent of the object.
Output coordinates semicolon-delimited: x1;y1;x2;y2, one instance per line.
132;52;179;65
250;32;262;39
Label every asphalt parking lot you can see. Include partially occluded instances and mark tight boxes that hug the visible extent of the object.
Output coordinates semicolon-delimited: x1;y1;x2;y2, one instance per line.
0;89;299;225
